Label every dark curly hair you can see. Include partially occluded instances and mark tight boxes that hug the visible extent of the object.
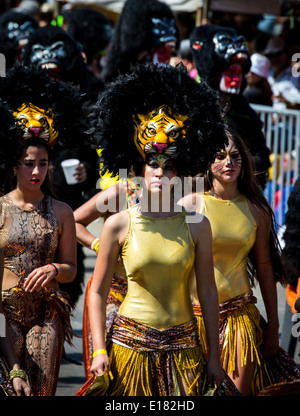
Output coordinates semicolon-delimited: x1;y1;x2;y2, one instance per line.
92;63;227;178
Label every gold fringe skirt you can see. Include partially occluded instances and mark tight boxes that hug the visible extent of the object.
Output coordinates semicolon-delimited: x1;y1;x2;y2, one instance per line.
193;290;262;374
77;313;241;397
193;290;300;395
107;314;206;396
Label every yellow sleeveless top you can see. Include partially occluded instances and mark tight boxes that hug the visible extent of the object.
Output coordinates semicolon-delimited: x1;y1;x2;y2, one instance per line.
199;193;257;303
120;208;195;329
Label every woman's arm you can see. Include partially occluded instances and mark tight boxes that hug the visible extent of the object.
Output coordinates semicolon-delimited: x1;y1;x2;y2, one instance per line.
89;211;128;376
190;214;224;388
250;203;279;357
74;182;127;250
24;200;77;292
0;249;32;395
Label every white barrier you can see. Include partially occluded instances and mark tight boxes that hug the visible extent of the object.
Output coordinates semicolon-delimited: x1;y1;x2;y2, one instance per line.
250;103;300;229
251;104;300;355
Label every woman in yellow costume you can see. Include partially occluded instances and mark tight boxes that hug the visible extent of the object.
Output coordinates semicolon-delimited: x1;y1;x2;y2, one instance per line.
180;128;300;395
76;64;242;396
74;176;139;379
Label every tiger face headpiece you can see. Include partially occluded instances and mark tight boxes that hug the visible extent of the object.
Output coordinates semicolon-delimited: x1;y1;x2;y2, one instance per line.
133;104;188;159
0;64;90;152
13;102;58;146
92;64;227;177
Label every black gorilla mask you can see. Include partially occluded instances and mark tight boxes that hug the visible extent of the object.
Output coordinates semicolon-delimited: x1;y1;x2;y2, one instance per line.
191;25;250;94
212;31;248;62
6;20;36;46
29;40;72;79
213;31;249;94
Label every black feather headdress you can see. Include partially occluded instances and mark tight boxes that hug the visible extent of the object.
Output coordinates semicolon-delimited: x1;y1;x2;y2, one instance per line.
93;63;227;177
0;64;90;152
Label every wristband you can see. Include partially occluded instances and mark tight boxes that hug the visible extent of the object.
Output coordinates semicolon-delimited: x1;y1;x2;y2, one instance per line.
93;349;107;358
48;263;58;276
91;238;100;254
9;369;27;381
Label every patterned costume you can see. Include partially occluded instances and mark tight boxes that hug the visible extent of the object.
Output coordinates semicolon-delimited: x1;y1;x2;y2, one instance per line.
0;64;91;306
192;193;300;395
0;99;25;396
0;195;72;396
0;65;90;395
20;26;101;304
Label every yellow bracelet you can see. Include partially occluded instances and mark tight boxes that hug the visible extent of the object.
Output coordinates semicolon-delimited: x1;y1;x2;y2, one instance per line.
91;238;100;253
93;349;107;358
93;241;100;254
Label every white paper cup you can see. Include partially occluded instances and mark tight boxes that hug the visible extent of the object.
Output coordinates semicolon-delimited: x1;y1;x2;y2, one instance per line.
61;158;80;185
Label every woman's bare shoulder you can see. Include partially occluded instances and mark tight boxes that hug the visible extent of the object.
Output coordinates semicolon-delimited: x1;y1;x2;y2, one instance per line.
103;210;129;232
247;199;270;229
51;197;73;215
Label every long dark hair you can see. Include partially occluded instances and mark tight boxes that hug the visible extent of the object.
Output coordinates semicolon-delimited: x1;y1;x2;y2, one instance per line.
204;128;288;286
6;138;56;198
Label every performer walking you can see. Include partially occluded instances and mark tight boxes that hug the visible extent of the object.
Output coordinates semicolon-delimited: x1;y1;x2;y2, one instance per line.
0;101;32;397
180;128;300;395
77;64;240;396
0;66;89;395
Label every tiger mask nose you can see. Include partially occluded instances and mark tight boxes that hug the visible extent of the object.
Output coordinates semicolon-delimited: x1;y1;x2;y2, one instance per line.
152;143;168;153
28;127;43;137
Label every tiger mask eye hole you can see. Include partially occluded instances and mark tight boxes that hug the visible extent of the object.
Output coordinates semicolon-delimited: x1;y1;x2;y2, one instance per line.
147;127;156;135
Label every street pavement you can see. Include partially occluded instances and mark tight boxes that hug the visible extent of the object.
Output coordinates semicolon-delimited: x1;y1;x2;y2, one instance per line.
56;221;100;397
55;220;300;396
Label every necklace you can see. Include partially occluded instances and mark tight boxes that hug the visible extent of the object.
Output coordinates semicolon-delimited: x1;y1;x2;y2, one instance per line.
207;190;239;205
9;190;44;211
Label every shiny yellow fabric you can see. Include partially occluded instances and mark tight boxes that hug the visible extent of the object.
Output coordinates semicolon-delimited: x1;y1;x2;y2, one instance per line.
199;193;257;303
120;208;195;329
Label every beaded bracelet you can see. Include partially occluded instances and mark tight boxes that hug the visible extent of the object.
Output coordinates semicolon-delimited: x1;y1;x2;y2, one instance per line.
9;369;27;381
93;349;107;358
48;263;58;276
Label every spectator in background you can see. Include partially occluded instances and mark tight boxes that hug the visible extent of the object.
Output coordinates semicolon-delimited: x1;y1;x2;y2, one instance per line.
244;52;273;106
38;3;56;27
263;36;300;109
14;0;40;20
170;39;198;79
